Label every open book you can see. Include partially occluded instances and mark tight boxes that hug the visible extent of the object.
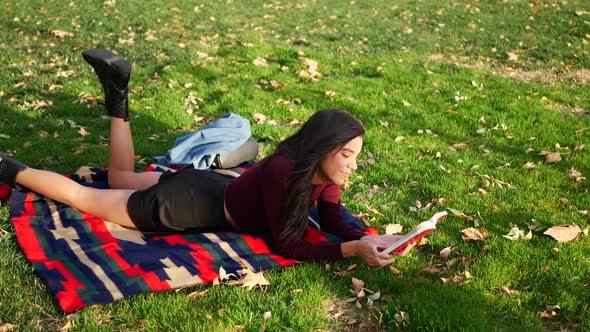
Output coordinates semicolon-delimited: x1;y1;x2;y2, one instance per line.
381;211;448;255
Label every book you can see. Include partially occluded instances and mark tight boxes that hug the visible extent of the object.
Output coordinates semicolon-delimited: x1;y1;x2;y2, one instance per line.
381;211;448;255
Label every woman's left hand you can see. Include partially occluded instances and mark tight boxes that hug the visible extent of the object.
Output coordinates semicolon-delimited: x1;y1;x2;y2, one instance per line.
360;235;415;256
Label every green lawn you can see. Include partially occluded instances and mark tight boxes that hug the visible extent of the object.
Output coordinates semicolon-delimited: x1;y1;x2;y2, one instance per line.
1;0;589;330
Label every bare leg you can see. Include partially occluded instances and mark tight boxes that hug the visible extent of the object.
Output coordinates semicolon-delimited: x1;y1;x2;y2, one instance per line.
107;117;161;190
15;168;137;228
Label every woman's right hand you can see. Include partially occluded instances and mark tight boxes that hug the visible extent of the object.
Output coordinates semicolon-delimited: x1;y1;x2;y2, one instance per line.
342;240;395;267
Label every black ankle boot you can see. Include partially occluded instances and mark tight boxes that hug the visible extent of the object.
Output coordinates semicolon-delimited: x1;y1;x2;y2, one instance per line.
0;153;27;188
82;48;132;121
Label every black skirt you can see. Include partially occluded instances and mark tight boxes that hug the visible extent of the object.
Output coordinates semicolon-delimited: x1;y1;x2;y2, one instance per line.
126;169;234;234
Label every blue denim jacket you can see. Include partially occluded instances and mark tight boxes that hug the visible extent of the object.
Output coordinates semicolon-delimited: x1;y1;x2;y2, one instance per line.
153;113;251;169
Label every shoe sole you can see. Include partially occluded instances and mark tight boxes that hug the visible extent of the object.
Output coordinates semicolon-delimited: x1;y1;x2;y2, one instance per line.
82;48;132;77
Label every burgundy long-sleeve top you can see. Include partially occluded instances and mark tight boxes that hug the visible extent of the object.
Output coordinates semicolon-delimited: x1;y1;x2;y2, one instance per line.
224;152;365;261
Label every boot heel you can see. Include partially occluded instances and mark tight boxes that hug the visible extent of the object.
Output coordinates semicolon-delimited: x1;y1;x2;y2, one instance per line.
0;153;27;188
213;138;259;169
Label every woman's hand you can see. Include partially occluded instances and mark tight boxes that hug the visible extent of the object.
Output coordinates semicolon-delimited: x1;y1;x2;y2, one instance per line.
360;235;416;256
342;240;394;267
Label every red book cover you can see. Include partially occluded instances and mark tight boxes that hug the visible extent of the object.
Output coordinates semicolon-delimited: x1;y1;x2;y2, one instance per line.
382;211;448;255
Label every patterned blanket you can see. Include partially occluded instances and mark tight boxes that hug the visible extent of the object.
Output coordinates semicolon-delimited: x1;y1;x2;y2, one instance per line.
6;165;373;313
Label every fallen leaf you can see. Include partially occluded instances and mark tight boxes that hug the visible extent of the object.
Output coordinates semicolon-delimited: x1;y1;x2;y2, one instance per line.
522;162;536;169
187;289;209;298
51;29;73;38
270;80;283;89
526;219;544;232
538;151;561;164
503;226;532;241
543;224;581;243
366;205;384;216
569;168;586;182
351;277;364;290
461;228;489;241
233;267;270;290
401;100;411;107
506;52;518;62
394;136;405;143
78;127;91;137
537;310;558;318
0;323;17;332
422;267;443;274
389;266;401;274
301;58;319;71
252;58;268;67
252;113;267;124
72;144;90;154
385;223;403;235
418;237;429;246
500;286;519;296
439;246;453;259
394;311;409;325
367;292;381;301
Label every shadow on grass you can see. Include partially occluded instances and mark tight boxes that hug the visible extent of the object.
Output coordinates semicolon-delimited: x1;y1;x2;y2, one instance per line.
379;276;544;331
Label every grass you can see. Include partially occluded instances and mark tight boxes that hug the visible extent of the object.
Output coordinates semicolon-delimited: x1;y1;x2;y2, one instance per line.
1;0;589;330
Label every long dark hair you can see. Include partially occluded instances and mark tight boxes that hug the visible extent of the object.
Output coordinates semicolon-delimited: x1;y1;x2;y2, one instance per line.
277;109;365;242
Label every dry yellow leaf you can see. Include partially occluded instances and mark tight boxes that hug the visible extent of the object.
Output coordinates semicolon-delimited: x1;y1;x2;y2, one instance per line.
385;223;403;235
461;227;489;241
78;127;91;137
538;151;561;164
51;29;73;38
301;58;319;71
500;286;519;296
522;162;536;169
439;246;453;259
236;268;270;290
351;277;364;290
252;113;267;124
422;267;442;274
506;52;518;62
389;266;401;274
252;57;268;67
0;323;17;332
568;168;586;182
543;224;581;243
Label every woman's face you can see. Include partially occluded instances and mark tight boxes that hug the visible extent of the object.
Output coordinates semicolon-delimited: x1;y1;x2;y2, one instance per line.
314;136;363;185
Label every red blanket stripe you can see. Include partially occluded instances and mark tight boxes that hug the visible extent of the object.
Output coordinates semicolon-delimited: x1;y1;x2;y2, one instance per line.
240;235;298;266
12;194;47;262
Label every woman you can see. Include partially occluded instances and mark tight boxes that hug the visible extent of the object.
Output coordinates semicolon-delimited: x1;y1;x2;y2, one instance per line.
0;49;407;266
